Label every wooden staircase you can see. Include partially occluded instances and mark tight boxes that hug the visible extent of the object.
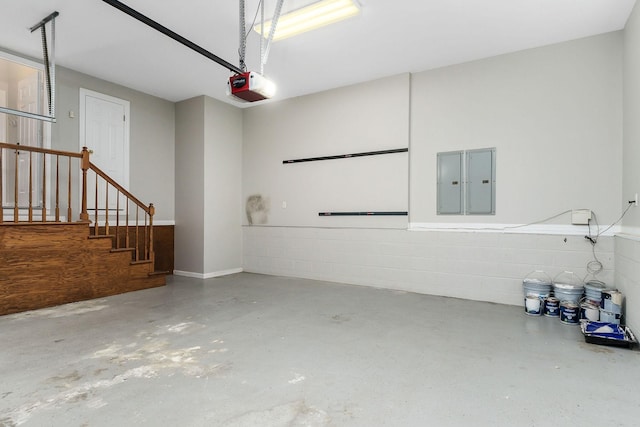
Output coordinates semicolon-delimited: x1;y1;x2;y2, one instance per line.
0;143;167;316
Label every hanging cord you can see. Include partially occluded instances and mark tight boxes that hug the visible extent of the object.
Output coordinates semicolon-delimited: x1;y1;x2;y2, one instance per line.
245;0;263;39
431;209;573;232
583;202;634;281
501;210;572;231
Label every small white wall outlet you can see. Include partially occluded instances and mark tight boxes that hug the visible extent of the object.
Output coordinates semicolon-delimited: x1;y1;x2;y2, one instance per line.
635;193;638;207
571;209;592;225
282;201;287;209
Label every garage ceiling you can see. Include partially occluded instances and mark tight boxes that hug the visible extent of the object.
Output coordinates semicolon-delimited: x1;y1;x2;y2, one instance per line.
0;0;636;106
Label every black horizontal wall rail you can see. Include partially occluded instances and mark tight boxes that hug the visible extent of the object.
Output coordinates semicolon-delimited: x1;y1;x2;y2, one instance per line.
319;211;408;216
283;148;408;164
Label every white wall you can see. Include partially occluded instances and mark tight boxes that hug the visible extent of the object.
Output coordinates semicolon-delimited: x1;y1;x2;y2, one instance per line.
623;2;640;234
175;95;243;278
55;66;175;221
175;96;205;275
203;96;243;275
410;32;623;226
244;227;613;306
617;2;640;332
243;33;622;305
243;74;410;229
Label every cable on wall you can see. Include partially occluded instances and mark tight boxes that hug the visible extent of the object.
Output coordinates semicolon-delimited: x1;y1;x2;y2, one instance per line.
583;201;635;281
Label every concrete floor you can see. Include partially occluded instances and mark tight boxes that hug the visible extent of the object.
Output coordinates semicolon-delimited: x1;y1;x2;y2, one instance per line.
1;273;639;427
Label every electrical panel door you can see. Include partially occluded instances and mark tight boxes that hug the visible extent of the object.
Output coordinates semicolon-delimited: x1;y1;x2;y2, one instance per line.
465;148;495;215
437;151;463;214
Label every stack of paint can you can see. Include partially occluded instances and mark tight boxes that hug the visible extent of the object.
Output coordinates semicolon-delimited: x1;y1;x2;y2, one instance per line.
522;271;552;316
584;280;607;306
579;280;607;323
553;271;584;325
600;290;624;324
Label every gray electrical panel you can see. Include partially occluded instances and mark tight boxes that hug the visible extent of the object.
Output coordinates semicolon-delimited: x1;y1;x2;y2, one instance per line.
465;148;496;215
437;151;463;214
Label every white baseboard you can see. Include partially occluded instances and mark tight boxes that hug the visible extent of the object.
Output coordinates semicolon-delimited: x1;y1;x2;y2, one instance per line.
173;268;243;279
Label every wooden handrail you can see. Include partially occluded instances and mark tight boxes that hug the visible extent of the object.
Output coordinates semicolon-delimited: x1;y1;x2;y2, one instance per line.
0;142;83;158
87;161;150;214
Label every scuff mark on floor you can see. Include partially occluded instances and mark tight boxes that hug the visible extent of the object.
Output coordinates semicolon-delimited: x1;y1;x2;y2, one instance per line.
288;373;306;384
1;325;231;426
0;366;157;426
46;370;83;389
5;300;109;320
166;322;194;333
331;314;351;324
579;342;614;354
222;400;331;427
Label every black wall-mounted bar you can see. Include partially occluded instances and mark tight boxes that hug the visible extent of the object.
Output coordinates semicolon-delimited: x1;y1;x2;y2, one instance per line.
101;0;243;74
283;148;408;164
319;211;408;216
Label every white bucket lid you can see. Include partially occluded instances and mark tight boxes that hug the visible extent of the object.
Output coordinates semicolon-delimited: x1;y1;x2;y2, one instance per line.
584;280;607;291
553;271;583;290
554;283;584;291
523;270;552;284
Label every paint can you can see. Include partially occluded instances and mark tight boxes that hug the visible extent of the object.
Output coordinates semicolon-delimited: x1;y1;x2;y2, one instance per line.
599;308;621;325
584;280;607;306
559;301;579;325
579;301;599;322
601;290;623;314
553;271;584;305
522;271;552;315
524;295;543;316
543;297;560;317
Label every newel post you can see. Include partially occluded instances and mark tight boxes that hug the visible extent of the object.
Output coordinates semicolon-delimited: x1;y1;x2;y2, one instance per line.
79;146;90;222
148;203;155;266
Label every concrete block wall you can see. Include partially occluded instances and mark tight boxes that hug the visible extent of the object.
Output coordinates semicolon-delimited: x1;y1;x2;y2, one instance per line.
244;226;614;306
614;236;640;332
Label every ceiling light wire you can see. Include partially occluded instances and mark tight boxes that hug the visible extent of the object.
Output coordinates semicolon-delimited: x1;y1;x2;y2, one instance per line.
245;0;263;39
261;0;284;75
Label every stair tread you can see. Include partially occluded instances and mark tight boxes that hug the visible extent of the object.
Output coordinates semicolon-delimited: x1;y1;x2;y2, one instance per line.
149;270;171;276
131;259;153;265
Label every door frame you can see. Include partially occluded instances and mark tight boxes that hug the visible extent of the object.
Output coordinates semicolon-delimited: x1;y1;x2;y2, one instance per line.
79;88;130;186
1;89;6;205
79;88;130;212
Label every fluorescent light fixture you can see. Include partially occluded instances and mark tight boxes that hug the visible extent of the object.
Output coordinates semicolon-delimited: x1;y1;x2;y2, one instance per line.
254;0;360;41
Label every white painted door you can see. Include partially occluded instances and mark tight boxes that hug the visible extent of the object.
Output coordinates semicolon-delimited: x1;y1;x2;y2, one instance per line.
79;89;130;211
